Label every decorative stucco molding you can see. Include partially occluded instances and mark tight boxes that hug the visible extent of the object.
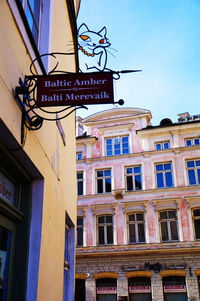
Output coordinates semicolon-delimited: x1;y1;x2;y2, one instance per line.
125;271;152;278
153;198;178;211
160;270;186;277
75;273;88;280
121;201;148;214
77;206;88;217
91;203;117;216
195;269;200;276
94;272;119;279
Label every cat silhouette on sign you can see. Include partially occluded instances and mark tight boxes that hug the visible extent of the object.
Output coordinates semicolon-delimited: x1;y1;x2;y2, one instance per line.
78;23;113;73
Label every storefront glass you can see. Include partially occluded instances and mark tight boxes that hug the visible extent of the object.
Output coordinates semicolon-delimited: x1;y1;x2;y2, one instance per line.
128;277;152;301
163;276;187;301
0;226;11;301
96;278;117;301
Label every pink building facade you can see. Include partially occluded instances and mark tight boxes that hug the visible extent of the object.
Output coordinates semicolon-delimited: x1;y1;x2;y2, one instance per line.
75;108;200;301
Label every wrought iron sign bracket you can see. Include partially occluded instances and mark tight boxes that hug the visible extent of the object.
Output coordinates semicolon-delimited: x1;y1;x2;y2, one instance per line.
15;72;127;145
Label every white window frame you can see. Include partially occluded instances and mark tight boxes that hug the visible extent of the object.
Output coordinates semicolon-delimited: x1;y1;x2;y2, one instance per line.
159;210;179;242
155;162;174;189
127;212;145;244
97;215;114;246
125;165;142;191
186;159;200;186
96;169;112;194
185;137;200;147
77;171;84;196
105;135;130;156
155;141;170;151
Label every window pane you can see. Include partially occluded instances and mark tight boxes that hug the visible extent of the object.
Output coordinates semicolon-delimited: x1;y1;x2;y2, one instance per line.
168;211;176;219
193;209;200;217
194;138;200;145
164;163;171;170
186;139;192;146
138;223;145;242
78;182;83;195
135;175;142;190
170;221;178;240
157;173;164;188
188;169;196;185
194;220;200;239
114;143;121;155
98;226;104;244
164;142;169;149
77;172;83;179
156;164;163;171
129;224;136;243
77;228;83;246
105;178;111;192
122;137;129;154
136;213;144;221
187;161;195;168
106;216;112;223
165;171;173;187
97;170;103;177
127;176;133;191
106;226;113;244
104;170;111;177
134;166;141;173
160;211;167;220
156;143;161;150
77;217;83;226
196;160;200;166
97;179;103;193
106;139;112;156
161;222;169;241
98;216;104;223
126;168;133;174
129;214;135;221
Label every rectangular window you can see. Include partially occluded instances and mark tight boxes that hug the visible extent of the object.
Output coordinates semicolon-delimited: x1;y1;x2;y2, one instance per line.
97;215;113;245
160;210;178;242
155;162;174;188
105;136;129;156
76;152;83;160
77;172;84;196
192;208;200;240
128;213;145;243
185;138;200;147
186;160;200;185
155;141;170;150
21;0;42;45
77;217;83;247
125;166;142;191
96;169;112;194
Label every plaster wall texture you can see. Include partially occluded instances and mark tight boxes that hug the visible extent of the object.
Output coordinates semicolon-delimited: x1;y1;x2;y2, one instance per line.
1;1;78;300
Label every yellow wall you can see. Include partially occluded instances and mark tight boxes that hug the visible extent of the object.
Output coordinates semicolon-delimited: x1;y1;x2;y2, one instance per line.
0;1;77;300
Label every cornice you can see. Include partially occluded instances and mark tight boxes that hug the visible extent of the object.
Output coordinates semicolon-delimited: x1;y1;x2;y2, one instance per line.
76;243;200;259
76;145;200;163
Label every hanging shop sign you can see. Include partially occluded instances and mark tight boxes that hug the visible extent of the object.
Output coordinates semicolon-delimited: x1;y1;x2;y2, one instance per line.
164;285;186;293
129;286;151;293
37;72;114;107
97;287;117;294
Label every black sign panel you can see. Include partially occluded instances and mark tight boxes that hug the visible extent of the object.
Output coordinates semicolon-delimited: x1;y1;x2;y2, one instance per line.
37;72;114;107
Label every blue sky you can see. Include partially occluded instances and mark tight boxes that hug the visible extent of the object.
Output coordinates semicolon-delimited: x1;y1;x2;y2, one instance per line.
77;0;200;125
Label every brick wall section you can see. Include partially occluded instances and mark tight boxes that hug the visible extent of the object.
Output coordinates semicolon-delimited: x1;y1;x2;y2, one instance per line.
76;255;200;301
